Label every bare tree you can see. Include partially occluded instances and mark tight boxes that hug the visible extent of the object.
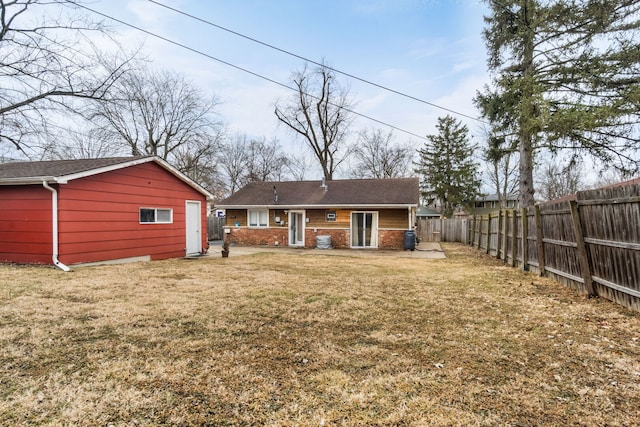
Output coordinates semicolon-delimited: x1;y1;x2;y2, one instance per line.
172;143;222;195
217;134;294;196
349;129;413;179
275;62;354;180
483;132;519;207
536;157;586;201
90;66;224;183
284;155;311;181
41;126;122;160
0;0;134;155
217;134;249;195
245;136;289;182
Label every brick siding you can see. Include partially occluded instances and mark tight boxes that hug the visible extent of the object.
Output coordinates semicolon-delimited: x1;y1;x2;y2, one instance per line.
226;227;406;250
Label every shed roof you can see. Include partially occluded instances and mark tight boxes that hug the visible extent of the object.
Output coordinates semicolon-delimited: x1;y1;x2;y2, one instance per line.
0;156;213;199
217;178;419;208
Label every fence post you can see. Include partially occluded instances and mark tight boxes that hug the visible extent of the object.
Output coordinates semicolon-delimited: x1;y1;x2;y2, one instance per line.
467;215;476;246
521;208;529;271
534;205;545;277
462;218;468;243
569;200;596;297
486;213;492;255
471;215;476;246
496;210;503;259
502;210;509;264
511;210;517;267
477;216;482;250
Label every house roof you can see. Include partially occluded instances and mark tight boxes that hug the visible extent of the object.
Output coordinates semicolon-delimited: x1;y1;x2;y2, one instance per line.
417;206;441;217
0;156;214;199
217;178;420;208
477;193;518;202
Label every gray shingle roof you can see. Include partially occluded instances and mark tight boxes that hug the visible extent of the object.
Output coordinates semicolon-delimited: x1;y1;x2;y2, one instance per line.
0;157;150;180
217;178;420;207
0;156;214;199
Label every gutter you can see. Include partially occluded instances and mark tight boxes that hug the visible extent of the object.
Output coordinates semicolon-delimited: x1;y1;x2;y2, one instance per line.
42;181;71;272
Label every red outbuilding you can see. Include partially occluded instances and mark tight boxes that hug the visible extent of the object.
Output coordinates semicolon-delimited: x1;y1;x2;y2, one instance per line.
0;156;213;270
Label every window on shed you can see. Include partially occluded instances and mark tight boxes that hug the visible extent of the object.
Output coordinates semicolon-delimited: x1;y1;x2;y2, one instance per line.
140;208;173;224
248;209;268;227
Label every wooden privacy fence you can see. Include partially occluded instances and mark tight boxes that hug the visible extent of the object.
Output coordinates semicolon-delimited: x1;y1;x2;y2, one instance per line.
420;179;640;312
207;216;225;241
417;217;468;242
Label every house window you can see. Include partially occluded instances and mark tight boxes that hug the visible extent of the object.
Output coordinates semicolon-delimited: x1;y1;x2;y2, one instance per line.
140;208;173;224
248;209;268;227
474;201;485;208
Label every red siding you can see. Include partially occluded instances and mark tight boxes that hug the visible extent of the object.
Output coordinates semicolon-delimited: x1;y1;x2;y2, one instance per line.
57;162;207;264
0;186;53;264
0;161;208;266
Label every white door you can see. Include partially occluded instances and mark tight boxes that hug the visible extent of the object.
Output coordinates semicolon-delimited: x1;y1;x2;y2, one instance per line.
289;211;305;247
185;201;202;255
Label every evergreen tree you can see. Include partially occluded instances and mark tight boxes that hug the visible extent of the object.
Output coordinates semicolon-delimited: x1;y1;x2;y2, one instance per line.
475;0;640;207
415;116;481;218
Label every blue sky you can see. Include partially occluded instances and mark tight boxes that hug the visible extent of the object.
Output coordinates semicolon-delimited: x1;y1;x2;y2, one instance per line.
91;0;490;169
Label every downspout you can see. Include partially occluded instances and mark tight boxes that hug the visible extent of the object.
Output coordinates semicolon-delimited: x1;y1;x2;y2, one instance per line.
42;181;71;272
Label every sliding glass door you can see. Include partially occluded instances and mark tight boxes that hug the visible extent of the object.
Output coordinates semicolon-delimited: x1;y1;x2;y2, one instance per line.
351;212;378;248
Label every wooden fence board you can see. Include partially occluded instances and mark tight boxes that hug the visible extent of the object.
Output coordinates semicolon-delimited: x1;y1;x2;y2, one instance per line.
207;216;225;241
423;179;640;311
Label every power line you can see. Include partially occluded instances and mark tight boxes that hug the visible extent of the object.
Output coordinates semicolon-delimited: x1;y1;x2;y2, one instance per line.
71;2;432;141
147;0;486;125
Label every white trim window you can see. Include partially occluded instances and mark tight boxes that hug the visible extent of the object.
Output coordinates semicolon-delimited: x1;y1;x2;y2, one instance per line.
248;209;268;227
140;207;173;224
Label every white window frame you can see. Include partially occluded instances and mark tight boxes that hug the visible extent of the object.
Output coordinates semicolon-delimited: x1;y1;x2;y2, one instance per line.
140;207;173;224
248;209;269;227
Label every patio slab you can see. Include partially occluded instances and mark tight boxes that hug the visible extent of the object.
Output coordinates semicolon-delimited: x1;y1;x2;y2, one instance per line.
205;241;446;259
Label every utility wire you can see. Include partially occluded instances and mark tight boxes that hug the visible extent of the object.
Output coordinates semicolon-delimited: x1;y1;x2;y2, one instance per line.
72;2;431;141
146;0;486;125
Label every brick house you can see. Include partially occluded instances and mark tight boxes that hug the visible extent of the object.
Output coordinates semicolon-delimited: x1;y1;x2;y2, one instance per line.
216;178;419;249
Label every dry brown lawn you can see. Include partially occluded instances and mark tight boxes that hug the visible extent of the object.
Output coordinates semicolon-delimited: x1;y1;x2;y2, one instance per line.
1;244;639;426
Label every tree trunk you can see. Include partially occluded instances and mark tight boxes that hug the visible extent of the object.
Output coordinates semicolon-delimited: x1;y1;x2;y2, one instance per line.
519;134;536;207
518;0;536;208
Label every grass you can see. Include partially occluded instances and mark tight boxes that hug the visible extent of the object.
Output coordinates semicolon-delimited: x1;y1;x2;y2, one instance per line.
1;244;639;426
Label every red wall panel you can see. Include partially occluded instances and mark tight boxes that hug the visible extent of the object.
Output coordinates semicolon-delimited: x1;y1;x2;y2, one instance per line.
56;162;207;265
0;185;53;264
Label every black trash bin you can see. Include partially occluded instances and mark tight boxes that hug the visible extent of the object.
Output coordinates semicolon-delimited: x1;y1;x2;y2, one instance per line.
403;230;416;251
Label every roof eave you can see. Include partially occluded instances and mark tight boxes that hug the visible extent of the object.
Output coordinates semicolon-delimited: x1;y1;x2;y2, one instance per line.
216;203;418;209
0;176;61;185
